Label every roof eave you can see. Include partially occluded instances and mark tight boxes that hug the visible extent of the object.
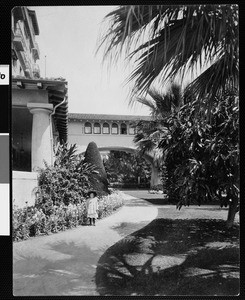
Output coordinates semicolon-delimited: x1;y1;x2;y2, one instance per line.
12;77;68;142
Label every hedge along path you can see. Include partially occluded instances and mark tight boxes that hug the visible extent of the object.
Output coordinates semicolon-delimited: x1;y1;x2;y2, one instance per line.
13;193;158;296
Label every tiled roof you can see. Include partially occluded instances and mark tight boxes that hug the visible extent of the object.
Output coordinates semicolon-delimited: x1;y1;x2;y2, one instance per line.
68;113;152;121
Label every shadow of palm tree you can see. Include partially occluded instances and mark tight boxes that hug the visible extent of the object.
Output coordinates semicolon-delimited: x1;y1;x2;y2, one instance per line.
111;220;150;237
14;241;102;296
95;218;239;296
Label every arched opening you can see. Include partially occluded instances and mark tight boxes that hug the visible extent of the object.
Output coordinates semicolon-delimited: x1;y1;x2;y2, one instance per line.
94;122;101;134
112;123;118;134
103;122;110;134
80;146;162;189
129;125;136;135
120;123;127;135
84;122;92;134
101;148;151;189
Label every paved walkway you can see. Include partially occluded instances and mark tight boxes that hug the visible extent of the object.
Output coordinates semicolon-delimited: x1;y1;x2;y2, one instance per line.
13;193;158;296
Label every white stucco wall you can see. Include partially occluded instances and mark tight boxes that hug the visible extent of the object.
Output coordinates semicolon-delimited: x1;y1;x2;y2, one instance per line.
68;121;135;153
13;171;38;208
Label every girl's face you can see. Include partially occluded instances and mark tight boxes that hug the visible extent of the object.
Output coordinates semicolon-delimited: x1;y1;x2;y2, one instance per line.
89;193;94;198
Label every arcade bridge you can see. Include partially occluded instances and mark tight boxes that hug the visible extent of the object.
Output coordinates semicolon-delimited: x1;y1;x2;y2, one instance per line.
68;113;162;187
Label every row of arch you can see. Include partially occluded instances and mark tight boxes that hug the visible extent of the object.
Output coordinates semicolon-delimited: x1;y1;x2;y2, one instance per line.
84;122;136;135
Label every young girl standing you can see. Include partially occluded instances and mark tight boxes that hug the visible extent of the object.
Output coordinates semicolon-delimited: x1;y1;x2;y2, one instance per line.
86;190;98;226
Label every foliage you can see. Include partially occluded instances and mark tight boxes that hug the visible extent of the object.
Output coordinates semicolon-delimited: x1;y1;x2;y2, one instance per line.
53;142;78;167
132;83;184;189
13;191;124;242
97;191;124;219
133;83;184;155
131;83;239;226
84;142;110;195
148;184;164;194
161;164;168;194
158;91;239;226
13;144;124;242
35;143;97;212
136;84;184;120
98;5;238;110
104;150;151;185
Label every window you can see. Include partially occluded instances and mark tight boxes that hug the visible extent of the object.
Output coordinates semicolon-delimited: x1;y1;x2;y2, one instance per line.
129;126;135;135
112;123;118;134
94;123;101;134
103;123;110;134
84;122;92;134
120;123;127;135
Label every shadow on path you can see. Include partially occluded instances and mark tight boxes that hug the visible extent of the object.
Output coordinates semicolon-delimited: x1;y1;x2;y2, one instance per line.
95;214;239;296
13;192;239;296
13;193;158;296
13;241;101;296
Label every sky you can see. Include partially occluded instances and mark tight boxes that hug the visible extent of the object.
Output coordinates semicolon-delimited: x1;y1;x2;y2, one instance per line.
31;6;151;116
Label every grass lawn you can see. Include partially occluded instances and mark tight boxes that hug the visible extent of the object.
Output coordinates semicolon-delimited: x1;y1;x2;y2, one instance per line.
95;201;239;296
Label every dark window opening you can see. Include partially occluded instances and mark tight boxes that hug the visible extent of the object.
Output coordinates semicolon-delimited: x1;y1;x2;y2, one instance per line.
121;123;127;135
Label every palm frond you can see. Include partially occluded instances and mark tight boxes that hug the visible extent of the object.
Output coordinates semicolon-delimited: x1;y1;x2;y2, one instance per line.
169;83;183;108
98;4;238;102
136;139;157;154
186;50;239;105
136;97;156;111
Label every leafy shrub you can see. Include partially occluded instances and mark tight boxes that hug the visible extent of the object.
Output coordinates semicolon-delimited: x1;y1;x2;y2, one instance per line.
158;91;239;226
97;191;124;219
13;191;124;242
35;143;98;210
104;150;151;186
12;203;46;241
149;184;163;192
160;92;239;204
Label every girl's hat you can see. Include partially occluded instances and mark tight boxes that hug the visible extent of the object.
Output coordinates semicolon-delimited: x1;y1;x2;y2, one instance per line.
87;190;97;197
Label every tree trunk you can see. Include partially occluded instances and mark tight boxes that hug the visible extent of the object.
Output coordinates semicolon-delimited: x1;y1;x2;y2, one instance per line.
226;196;239;228
150;164;162;188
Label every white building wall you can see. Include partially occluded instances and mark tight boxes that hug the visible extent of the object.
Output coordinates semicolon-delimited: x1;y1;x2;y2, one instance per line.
68;121;136;153
13;171;38;208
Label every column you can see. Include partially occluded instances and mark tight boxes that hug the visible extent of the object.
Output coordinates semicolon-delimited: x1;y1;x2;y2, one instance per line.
27;102;54;170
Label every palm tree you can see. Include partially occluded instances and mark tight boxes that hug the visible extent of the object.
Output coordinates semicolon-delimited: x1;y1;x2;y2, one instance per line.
133;83;184;154
132;83;184;188
98;5;238;112
136;83;183;119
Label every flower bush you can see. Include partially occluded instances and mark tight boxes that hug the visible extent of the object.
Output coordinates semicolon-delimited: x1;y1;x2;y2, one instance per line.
148;184;164;194
13;191;124;242
97;190;124;219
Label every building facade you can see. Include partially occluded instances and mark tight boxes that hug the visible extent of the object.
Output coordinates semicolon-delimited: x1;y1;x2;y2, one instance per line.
68;113;162;187
11;6;160;207
12;7;40;79
12;7;68;207
68;113;151;153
